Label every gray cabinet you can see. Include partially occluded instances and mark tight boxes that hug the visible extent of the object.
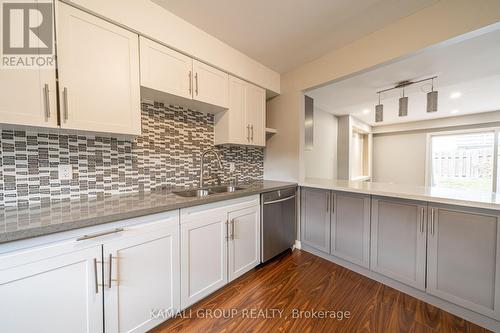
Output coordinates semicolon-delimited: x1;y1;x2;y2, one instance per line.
427;205;500;319
301;187;331;253
331;191;371;268
370;197;427;290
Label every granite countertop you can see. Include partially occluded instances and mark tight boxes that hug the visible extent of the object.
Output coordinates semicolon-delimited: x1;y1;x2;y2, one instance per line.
301;178;500;211
0;180;297;244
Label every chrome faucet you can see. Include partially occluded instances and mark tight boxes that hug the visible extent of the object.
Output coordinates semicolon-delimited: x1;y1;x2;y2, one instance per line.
200;149;224;188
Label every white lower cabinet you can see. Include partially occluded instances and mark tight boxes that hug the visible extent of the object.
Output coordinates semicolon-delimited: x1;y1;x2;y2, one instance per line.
103;217;180;333
370;197;427;290
228;206;261;281
427;205;500;319
180;196;260;309
180;211;228;308
0;244;104;333
0;211;180;333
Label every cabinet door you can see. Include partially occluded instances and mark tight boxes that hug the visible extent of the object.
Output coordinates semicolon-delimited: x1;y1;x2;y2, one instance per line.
228;206;260;281
215;76;247;145
301;187;331;253
192;59;228;108
103;216;180;333
246;83;266;147
57;3;141;135
0;245;103;333
139;37;193;99
371;198;426;290
427;205;500;319
331;191;370;268
0;68;57;128
181;211;227;308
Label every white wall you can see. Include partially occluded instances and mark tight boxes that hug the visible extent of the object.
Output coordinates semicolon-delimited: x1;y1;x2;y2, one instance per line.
304;108;337;179
372;132;427;186
372;117;500;186
264;0;500;182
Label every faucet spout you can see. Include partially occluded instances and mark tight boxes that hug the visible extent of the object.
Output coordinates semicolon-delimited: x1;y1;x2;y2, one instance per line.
200;149;224;187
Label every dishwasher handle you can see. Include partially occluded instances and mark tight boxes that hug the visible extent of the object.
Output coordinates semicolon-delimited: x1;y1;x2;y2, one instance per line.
263;195;296;205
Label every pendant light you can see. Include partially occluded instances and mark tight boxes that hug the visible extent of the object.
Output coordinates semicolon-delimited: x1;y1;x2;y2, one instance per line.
427;78;438;113
375;92;383;122
399;87;408;117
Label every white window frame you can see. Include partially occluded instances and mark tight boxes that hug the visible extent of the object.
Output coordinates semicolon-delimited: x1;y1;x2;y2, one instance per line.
425;127;500;192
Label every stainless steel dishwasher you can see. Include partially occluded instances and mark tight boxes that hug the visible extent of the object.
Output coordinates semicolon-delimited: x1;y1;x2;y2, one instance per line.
261;187;297;263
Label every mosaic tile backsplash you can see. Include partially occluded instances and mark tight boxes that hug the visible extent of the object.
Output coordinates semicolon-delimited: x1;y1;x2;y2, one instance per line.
0;101;264;207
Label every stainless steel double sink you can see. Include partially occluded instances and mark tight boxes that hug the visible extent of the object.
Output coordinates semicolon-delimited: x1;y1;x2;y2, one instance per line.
173;185;247;198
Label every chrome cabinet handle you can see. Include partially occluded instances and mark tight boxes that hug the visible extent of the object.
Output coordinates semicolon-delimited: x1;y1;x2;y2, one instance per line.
331;193;334;213
326;192;330;212
231;219;235;240
94;258;99;294
247;125;250;142
76;228;124;241
43;84;50;120
63;87;69;121
195;73;198;95
430;208;435;235
188;71;192;95
108;254;113;288
226;220;230;240
108;253;119;288
420;207;424;233
251;125;254;142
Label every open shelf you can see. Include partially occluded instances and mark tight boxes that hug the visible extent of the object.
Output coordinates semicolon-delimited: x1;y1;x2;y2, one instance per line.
265;127;277;135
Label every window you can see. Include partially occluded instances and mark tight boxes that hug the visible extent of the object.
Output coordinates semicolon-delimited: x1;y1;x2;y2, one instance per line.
427;129;499;192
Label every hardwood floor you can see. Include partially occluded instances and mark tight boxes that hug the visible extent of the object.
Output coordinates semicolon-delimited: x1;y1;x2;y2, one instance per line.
152;250;491;333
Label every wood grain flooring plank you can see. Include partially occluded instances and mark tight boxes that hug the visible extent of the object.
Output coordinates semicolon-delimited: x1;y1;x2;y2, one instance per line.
151;250;492;333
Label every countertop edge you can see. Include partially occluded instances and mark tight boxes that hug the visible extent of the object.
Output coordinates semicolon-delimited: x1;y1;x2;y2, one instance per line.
0;182;297;245
299;182;500;211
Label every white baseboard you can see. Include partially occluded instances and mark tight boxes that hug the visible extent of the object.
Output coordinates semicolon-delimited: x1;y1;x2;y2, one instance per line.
293;240;302;250
301;245;500;333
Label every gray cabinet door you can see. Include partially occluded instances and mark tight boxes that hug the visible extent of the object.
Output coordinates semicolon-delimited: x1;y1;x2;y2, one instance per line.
427;205;500;320
371;197;426;290
331;191;371;268
300;187;331;253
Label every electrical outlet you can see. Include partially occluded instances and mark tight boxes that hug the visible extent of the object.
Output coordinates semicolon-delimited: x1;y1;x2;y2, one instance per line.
58;165;73;180
229;162;235;173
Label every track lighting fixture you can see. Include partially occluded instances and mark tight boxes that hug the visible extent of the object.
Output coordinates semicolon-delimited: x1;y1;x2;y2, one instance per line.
427;78;438;113
375;76;437;121
399;87;408;117
375;93;383;122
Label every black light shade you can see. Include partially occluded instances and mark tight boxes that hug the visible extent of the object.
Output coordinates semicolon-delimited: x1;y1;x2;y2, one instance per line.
427;91;438;112
399;96;408;117
375;104;383;122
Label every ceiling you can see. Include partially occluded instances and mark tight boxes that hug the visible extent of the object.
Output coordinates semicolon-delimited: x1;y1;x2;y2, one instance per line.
306;27;500;126
151;0;438;73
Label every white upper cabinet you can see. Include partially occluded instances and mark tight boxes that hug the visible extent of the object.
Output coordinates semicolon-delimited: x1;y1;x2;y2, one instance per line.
245;83;266;146
192;59;228;109
57;2;141;135
0;52;57;128
139;39;230;112
140;37;192;100
214;76;266;146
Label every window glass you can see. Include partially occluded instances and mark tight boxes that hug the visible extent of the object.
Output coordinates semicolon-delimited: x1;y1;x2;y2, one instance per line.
430;131;494;191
